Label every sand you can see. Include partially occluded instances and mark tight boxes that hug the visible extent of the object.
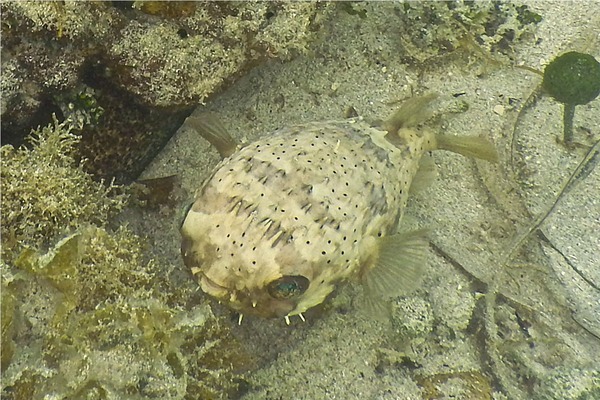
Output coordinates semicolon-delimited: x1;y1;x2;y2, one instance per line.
141;2;600;398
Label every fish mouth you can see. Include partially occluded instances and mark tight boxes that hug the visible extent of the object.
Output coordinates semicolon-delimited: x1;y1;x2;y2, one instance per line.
199;273;230;299
199;273;296;318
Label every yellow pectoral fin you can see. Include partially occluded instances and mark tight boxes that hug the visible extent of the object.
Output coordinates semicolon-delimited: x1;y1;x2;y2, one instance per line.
362;229;430;300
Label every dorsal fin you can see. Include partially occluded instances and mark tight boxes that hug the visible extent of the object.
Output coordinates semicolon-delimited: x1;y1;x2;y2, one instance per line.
185;113;239;158
382;93;438;134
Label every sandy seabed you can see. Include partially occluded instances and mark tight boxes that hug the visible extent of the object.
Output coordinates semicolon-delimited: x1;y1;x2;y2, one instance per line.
143;2;600;399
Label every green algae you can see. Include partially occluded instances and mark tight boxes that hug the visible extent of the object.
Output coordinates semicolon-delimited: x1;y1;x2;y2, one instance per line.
0;267;16;372
0;117;127;262
542;52;600;144
543;52;600;106
1;1;334;183
1;120;253;399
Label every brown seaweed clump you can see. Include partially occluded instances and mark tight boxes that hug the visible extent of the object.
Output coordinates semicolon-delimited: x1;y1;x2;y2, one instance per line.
1;120;253;399
0;117;127;262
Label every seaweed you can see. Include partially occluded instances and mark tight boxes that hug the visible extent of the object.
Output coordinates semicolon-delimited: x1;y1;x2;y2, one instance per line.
1;119;253;399
542;52;600;144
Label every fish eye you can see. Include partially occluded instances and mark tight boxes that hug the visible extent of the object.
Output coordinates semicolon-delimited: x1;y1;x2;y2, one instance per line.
267;275;310;299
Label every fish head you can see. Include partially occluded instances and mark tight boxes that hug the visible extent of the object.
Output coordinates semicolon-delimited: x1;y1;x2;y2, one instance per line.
181;208;336;318
196;266;311;318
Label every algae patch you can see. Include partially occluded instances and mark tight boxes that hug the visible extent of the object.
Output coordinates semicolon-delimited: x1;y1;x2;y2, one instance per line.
1;120;253;399
0;117;127;261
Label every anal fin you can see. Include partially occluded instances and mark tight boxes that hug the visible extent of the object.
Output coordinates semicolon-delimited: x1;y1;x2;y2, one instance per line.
409;154;437;194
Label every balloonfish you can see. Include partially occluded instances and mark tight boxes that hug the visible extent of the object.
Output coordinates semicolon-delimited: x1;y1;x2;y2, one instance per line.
180;94;497;324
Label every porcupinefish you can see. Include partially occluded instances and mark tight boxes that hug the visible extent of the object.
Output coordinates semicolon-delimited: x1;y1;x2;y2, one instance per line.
180;94;497;323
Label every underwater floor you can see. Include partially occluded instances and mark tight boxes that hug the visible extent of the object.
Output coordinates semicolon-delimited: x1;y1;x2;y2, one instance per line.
2;1;598;399
143;2;599;399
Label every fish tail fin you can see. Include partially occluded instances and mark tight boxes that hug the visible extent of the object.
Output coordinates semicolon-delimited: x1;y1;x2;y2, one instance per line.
434;134;499;162
185;113;238;158
383;94;499;163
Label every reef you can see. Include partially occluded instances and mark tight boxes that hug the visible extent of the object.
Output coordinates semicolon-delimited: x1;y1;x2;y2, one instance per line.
1;120;253;399
1;1;333;182
394;1;542;65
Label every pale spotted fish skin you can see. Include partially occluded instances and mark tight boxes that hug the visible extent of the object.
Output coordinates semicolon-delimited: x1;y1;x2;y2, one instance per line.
180;95;498;320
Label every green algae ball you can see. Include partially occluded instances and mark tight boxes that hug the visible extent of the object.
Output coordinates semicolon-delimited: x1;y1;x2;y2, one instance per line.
543;51;600;105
